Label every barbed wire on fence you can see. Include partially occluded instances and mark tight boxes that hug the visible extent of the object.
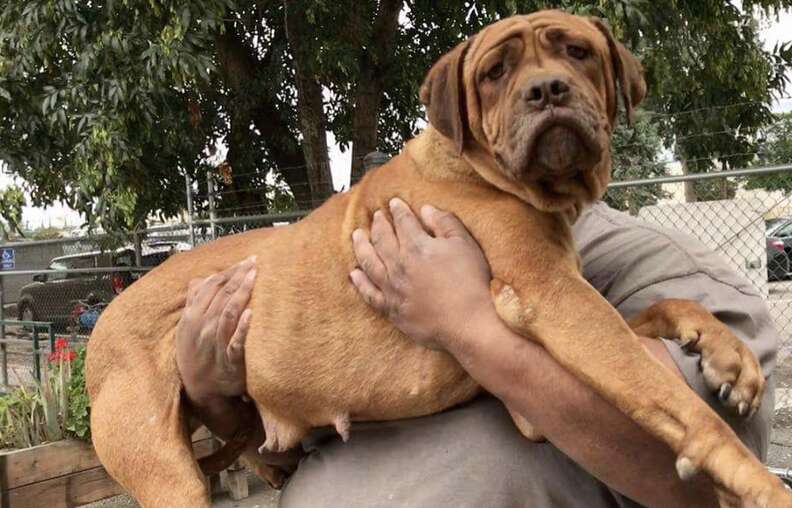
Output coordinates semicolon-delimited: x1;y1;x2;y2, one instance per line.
640;96;792;120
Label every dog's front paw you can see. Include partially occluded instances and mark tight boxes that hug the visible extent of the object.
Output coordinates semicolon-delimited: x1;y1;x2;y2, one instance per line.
629;299;765;419
673;324;764;419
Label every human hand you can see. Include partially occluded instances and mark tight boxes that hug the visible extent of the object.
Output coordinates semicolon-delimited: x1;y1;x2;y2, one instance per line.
350;198;494;350
176;257;257;404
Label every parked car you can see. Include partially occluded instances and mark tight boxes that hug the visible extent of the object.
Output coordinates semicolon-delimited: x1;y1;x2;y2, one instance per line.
767;218;790;236
767;219;792;281
17;242;189;329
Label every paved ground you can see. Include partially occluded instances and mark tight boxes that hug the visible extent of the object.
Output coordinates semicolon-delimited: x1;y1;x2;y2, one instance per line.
80;475;281;508
769;280;792;299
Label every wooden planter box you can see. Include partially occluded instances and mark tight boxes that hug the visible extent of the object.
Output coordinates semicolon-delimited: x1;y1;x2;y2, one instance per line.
0;428;216;508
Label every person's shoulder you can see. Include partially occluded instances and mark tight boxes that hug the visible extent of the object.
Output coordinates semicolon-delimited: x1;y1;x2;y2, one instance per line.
573;202;761;304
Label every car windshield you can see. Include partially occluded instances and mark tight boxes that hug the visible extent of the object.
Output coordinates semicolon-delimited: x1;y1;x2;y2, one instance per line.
768;220;789;236
49;261;68;271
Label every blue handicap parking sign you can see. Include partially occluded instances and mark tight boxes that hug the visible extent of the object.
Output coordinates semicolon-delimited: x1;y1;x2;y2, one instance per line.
1;248;15;270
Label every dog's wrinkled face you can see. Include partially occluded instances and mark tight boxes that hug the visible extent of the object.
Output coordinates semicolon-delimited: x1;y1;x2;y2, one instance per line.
420;11;646;212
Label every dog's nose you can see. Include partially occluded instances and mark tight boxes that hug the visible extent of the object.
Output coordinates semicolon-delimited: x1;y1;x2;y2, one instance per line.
523;77;571;108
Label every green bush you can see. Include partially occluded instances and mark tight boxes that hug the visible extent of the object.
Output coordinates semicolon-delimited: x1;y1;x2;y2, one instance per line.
65;347;91;440
0;342;91;449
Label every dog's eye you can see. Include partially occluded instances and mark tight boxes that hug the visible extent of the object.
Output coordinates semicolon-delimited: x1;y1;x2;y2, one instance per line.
566;44;590;60
486;62;506;81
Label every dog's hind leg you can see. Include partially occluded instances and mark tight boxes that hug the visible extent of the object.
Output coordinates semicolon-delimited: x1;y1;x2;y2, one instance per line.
91;372;210;508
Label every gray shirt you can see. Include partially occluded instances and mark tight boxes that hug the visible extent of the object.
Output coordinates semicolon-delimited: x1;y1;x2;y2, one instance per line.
279;202;778;508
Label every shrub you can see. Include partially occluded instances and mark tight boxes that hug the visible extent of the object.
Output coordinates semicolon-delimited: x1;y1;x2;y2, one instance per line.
0;340;91;449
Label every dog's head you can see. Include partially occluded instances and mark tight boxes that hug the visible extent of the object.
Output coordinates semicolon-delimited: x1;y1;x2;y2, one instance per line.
420;10;646;212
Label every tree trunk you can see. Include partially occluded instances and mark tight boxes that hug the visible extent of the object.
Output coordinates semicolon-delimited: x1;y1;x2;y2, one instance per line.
284;1;334;208
215;20;313;209
349;0;403;183
225;110;268;216
680;158;698;203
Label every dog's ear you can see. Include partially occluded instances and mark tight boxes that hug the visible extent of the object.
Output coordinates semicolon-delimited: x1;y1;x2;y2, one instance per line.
420;38;472;155
590;18;646;126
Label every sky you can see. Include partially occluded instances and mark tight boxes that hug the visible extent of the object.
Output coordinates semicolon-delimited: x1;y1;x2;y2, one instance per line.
763;9;792;112
3;8;792;230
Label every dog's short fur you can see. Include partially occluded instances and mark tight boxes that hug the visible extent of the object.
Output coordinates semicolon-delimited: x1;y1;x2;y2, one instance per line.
87;11;789;507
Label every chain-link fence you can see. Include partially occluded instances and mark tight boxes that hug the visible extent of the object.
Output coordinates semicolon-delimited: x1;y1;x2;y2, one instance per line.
188;161;792;467
3;163;792;468
600;163;792;468
0;231;187;387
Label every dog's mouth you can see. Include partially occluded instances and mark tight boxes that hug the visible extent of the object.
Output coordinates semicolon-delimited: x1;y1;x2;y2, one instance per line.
493;107;604;207
536;171;591;202
523;109;602;178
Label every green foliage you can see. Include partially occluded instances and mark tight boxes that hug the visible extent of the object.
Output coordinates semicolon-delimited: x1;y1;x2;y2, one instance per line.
29;226;63;240
0;0;231;232
65;347;90;440
604;112;668;213
0;185;25;240
1;0;790;229
0;344;90;449
0;383;46;448
745;112;792;192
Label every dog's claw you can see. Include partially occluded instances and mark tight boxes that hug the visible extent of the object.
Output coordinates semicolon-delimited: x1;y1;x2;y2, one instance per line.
738;401;749;416
719;383;732;402
675;456;698;481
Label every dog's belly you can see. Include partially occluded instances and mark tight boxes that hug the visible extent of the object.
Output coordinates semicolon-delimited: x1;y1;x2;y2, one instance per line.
240;198;481;436
244;299;480;426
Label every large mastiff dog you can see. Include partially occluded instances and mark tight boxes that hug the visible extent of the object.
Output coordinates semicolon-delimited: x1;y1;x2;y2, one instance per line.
87;10;790;507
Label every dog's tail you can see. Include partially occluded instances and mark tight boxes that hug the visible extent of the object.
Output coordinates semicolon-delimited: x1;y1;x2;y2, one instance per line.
197;419;256;475
195;403;294;487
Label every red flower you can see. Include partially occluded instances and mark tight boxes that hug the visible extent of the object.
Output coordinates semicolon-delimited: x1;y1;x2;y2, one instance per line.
48;338;75;363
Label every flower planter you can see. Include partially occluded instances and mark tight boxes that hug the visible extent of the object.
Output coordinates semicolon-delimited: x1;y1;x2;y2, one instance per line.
0;428;217;508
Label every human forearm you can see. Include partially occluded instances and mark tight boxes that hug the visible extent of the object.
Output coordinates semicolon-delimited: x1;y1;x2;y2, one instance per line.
445;312;717;508
348;202;716;506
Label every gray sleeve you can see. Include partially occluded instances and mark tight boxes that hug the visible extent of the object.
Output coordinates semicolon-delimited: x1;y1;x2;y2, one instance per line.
615;273;779;461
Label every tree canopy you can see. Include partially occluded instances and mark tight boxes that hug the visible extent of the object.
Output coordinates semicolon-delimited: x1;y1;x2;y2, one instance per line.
745;112;792;192
1;0;790;232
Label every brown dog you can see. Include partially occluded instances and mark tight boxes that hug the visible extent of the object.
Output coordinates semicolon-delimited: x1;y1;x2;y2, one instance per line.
86;10;788;507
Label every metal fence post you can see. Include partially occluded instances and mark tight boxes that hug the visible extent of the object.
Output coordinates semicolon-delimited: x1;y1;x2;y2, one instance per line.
185;173;196;247
207;172;217;240
363;151;390;172
133;231;143;267
32;327;40;383
0;275;6;387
